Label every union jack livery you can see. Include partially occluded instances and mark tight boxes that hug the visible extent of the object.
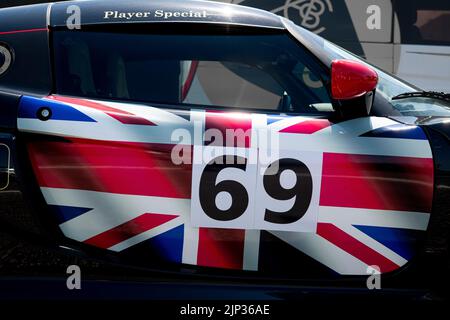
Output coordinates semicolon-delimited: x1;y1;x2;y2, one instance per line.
18;95;433;275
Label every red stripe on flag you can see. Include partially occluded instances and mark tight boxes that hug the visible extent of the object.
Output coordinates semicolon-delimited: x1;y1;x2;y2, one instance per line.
280;119;331;134
317;223;399;273
320;153;433;212
205;111;252;148
104;112;156;126
48;95;156;126
28;139;192;199
197;228;245;269
84;213;177;249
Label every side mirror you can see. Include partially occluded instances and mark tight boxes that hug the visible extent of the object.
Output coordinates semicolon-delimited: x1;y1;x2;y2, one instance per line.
330;59;378;117
331;59;378;100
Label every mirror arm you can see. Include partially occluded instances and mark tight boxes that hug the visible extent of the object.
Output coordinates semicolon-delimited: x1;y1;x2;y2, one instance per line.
332;90;375;119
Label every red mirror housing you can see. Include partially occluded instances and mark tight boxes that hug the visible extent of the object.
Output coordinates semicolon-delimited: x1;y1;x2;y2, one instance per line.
331;60;379;100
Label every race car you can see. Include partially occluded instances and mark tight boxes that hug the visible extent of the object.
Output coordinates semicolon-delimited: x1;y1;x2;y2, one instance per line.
0;0;449;290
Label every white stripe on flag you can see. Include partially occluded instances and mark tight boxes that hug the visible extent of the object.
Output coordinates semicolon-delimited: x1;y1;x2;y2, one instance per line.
243;230;260;271
41;188;190;242
318;206;430;231
336;223;407;268
270;230;370;275
279;134;432;158
109;217;184;252
182;225;199;266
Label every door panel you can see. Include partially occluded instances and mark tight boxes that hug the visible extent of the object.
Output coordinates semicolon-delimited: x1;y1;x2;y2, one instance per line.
17;94;433;277
0;142;10;190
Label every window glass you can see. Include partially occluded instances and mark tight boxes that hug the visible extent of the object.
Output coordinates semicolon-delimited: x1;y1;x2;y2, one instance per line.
318;33;450;117
53;30;331;113
292;23;416;99
322;40;414;99
391;98;450;117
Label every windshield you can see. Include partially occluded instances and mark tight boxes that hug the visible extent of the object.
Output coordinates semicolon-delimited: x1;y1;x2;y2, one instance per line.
321;41;415;99
288;22;450;117
324;40;450;117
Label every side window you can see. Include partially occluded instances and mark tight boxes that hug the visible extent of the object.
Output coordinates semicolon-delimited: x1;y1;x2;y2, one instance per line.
182;61;284;110
394;0;450;45
53;29;331;113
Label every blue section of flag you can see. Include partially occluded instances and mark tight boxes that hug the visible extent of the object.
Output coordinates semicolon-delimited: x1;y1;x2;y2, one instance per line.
19;96;96;122
353;225;421;260
49;205;93;224
148;225;184;263
267;114;289;125
361;124;427;140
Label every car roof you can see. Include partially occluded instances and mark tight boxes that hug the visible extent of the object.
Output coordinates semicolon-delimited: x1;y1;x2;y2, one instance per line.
49;0;285;29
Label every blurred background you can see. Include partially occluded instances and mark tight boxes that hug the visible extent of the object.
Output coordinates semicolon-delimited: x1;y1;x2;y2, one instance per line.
0;0;449;91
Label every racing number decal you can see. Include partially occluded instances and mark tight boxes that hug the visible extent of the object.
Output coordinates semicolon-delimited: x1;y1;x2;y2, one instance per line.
199;155;250;222
191;146;257;229
262;159;313;225
254;150;322;232
191;146;322;232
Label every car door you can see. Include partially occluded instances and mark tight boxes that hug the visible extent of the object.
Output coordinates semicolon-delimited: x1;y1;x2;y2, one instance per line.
16;25;434;279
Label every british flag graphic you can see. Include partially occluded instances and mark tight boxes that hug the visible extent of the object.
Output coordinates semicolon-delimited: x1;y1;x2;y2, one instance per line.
17;95;433;275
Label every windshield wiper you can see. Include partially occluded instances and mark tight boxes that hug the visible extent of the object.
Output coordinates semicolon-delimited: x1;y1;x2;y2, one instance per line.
392;91;450;102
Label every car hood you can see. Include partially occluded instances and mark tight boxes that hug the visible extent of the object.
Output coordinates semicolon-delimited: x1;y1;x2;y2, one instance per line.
391;115;450;142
